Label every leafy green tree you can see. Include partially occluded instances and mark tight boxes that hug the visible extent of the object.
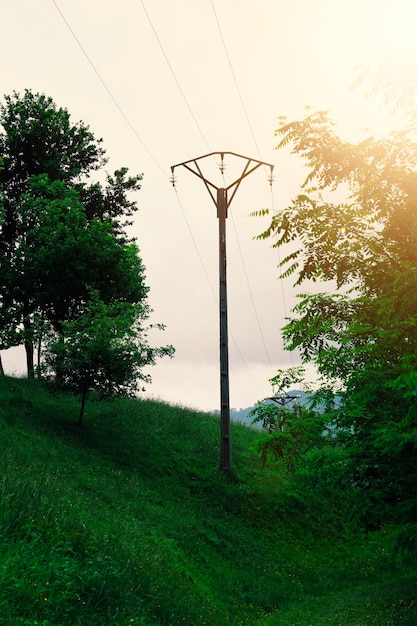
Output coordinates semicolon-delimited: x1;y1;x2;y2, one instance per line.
0;89;105;249
0;90;143;375
14;173;175;417
255;78;417;525
14;173;154;386
18;175;146;322
43;291;174;425
77;166;142;241
0;155;4;375
0;90;175;409
250;402;327;470
249;367;327;470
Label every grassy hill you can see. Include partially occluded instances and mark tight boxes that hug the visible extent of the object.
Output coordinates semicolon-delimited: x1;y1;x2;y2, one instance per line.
0;375;416;625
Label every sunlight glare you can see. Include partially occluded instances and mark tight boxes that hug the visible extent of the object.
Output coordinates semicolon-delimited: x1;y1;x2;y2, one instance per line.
362;1;417;86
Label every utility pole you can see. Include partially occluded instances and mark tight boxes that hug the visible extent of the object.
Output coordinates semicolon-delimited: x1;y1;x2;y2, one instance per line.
171;151;274;472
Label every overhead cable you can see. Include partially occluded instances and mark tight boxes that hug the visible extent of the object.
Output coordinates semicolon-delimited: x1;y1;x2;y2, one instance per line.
211;2;276;369
210;0;263;161
139;0;212;153
51;0;261;383
51;0;166;178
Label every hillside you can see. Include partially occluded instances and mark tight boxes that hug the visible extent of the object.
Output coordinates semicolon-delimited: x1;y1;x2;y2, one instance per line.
1;375;416;626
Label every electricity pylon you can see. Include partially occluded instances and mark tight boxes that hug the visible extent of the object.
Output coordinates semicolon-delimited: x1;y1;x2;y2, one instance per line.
171;151;274;472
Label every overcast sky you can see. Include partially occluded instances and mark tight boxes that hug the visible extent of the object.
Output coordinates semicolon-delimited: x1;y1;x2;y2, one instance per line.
1;0;415;411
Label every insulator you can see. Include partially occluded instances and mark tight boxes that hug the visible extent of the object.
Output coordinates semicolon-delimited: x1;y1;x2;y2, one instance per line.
169;174;177;186
219;160;226;175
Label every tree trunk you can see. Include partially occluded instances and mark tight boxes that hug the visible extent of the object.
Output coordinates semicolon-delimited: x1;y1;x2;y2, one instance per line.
24;337;34;379
23;305;35;379
0;354;4;376
36;332;42;378
78;386;88;426
55;332;65;385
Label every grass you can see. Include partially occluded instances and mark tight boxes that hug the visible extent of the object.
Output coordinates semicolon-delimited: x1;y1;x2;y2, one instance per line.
0;375;416;625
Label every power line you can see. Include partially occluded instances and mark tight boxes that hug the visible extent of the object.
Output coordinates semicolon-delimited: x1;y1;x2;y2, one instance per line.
229;211;274;369
133;1;277;381
52;1;223;329
138;0;212;153
51;0;217;308
51;0;166;178
173;186;217;302
209;2;276;370
210;1;299;373
174;185;256;379
210;0;263;161
52;0;270;387
136;2;267;379
51;0;227;357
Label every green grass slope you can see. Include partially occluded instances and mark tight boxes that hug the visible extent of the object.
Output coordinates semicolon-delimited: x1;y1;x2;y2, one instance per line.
0;376;416;626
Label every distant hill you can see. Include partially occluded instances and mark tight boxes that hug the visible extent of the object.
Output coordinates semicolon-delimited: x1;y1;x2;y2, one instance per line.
230;390;311;429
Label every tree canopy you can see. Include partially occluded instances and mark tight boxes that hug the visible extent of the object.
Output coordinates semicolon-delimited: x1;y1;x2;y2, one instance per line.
0;89;174;412
43;290;173;425
256;78;417;527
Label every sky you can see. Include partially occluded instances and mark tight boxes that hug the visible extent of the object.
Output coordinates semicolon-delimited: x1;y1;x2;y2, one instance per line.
0;0;416;411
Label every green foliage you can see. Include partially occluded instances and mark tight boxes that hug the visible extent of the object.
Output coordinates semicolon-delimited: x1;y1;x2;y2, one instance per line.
255;75;417;528
334;366;417;528
250;402;327;470
79;166;143;240
268;365;305;393
43;291;174;423
17;174;148;329
250;367;329;471
395;524;417;564
0;89;105;201
0;89;154;381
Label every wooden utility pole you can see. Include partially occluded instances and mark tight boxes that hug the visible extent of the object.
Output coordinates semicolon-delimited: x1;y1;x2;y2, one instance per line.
171;152;274;471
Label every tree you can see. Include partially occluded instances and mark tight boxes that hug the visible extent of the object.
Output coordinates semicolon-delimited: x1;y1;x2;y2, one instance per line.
0;90;143;375
16;175;175;418
0;155;4;375
43;291;174;425
249;367;327;470
0;89;105;373
255;78;417;526
0;89;174;422
17;174;146;327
